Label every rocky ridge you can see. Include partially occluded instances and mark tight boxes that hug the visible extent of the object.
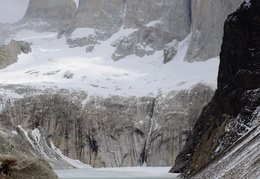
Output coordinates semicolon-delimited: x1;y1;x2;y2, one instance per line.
0;40;31;69
170;0;260;177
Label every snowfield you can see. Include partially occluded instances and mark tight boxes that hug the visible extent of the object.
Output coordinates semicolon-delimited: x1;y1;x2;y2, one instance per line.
0;29;219;97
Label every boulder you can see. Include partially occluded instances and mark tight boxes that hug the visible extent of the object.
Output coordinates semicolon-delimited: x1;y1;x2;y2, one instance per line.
9;158;60;179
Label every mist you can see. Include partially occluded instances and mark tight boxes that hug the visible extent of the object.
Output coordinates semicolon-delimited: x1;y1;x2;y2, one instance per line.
0;0;29;23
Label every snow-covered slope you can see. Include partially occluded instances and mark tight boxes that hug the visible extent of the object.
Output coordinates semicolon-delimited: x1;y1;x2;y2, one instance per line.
0;28;218;168
1;29;218;97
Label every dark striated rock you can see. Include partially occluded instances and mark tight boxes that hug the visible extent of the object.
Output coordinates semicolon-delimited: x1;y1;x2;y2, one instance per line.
0;40;31;69
170;0;260;177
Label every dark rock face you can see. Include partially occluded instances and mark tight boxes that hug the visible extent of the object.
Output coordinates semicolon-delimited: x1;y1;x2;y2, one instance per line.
0;40;31;69
170;0;260;177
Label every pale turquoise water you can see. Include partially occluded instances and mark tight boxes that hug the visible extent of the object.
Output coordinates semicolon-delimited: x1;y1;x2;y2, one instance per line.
55;167;180;179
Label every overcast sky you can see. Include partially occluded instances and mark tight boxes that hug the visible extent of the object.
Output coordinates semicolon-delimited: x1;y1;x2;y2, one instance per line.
0;0;29;23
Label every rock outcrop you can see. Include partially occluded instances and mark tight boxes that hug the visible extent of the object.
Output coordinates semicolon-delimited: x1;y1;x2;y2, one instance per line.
64;0;191;61
0;155;59;179
1;0;242;63
0;125;77;170
111;0;191;61
0;0;250;172
0;84;214;167
0;40;31;69
62;0;242;62
21;0;77;30
170;0;260;177
9;158;60;179
184;0;244;62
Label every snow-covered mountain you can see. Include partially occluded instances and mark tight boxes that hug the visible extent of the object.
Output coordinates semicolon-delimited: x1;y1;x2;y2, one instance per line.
0;0;246;171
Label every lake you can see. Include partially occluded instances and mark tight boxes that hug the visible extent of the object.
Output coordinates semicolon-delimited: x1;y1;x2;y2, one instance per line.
55;167;180;179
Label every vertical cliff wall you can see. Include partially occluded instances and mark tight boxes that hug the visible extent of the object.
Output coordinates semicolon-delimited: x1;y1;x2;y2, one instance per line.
0;84;214;167
171;0;260;177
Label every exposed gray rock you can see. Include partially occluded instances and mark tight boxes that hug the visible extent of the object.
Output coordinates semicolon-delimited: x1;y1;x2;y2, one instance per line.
0;84;214;167
163;40;179;63
72;0;125;33
22;0;77;30
0;155;59;179
184;0;244;62
0;125;75;170
0;40;31;69
111;0;191;61
190;125;260;179
63;0;191;61
17;0;243;62
9;158;60;179
171;0;260;177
